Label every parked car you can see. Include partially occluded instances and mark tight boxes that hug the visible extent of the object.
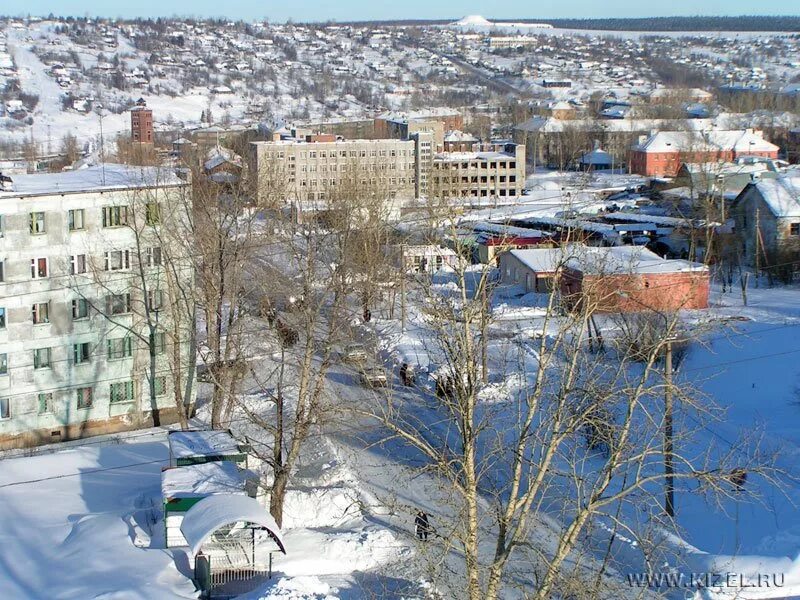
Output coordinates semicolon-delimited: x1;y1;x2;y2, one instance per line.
360;367;388;388
343;343;368;363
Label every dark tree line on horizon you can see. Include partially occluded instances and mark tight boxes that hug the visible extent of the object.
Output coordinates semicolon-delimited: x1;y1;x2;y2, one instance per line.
3;14;800;32
537;15;800;32
308;15;800;32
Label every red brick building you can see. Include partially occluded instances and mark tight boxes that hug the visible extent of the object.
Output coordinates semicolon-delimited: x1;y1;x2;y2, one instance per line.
501;245;709;312
131;97;153;145
630;129;779;177
562;246;709;312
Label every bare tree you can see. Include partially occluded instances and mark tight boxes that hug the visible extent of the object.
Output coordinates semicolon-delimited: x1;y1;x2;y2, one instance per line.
70;170;196;428
238;158;401;527
362;235;773;599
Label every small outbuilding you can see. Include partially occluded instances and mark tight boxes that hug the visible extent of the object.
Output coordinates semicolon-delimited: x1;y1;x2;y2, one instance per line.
168;429;248;468
577;142;614;171
500;248;563;292
501;244;709;311
561;245;709;312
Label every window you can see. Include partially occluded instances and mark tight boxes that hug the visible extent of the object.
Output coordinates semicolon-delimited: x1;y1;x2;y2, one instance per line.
0;260;3;282
0;307;5;329
145;247;162;267
68;209;85;231
791;223;800;236
0;353;6;375
33;347;51;369
76;387;93;409
110;381;135;403
73;342;91;364
147;289;164;311
152;331;166;355
107;293;131;315
38;392;54;414
145;202;160;225
72;298;89;320
32;302;50;325
70;254;87;275
107;337;132;360
154;376;167;397
102;206;128;227
29;212;45;234
31;257;48;278
0;214;4;237
0;397;9;419
104;250;130;271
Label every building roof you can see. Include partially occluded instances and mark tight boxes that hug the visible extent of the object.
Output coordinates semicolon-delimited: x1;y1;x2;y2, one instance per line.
579;147;614;166
444;130;479;143
508;247;563;273
566;244;707;275
168;429;242;460
469;220;546;239
434;150;515;161
161;462;251;499
204;145;242;172
603;212;707;228
180;495;286;556
633;130;778;154
0;164;185;198
746;177;800;218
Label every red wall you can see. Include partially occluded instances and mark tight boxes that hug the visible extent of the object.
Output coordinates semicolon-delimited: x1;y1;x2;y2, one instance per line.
630;148;779;177
562;269;709;312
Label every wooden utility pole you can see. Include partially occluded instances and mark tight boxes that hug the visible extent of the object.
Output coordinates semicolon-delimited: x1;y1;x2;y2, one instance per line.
664;339;675;518
754;206;760;288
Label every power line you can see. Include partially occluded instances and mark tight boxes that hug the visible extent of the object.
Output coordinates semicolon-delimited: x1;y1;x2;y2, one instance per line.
0;457;169;490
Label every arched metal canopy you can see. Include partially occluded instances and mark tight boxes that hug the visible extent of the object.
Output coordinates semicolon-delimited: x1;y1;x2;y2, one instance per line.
180;495;287;556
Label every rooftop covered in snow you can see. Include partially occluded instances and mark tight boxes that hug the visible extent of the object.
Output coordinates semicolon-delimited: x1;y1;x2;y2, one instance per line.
161;461;253;500
566;245;707;275
168;429;244;462
633;129;779;154
0;164;185;198
741;177;800;217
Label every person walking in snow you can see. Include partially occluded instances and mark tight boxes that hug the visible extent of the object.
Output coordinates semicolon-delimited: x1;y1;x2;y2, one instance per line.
415;510;431;541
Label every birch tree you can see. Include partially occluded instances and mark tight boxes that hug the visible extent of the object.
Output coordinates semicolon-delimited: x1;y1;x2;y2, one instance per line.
364;232;773;599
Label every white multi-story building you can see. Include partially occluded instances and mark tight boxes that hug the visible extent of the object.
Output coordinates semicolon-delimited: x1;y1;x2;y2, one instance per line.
250;133;527;209
249;136;418;210
0;165;195;449
429;142;526;201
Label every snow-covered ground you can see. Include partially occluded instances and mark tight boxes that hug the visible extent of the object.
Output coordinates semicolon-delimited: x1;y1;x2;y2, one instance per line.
361;270;800;598
0;439;197;599
2;267;800;599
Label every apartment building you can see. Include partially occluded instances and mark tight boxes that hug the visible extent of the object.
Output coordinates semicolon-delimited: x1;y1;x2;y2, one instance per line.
428;141;526;201
0;165;194;449
249;137;418;208
250;133;526;209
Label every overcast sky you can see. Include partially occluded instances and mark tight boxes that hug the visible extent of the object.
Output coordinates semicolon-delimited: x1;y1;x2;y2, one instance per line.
8;0;799;22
